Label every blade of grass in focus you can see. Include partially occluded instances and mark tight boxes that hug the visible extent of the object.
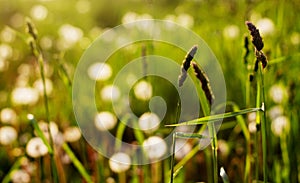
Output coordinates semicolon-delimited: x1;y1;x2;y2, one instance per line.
166;107;262;127
62;143;93;183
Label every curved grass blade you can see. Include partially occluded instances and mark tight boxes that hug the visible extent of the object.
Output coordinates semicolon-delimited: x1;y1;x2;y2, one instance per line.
62;143;93;183
1;156;24;183
220;167;230;183
166;107;263;127
27;114;53;154
175;132;207;139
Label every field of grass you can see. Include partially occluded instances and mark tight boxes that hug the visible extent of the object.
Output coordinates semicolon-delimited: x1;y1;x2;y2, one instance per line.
0;0;300;182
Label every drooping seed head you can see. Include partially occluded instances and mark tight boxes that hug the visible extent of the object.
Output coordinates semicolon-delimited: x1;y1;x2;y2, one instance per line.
191;61;215;105
245;21;264;51
178;45;198;87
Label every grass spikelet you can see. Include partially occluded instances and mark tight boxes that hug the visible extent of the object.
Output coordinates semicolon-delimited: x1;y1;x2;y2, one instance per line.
243;35;250;65
246;21;268;70
191;61;215;105
25;18;38;40
178;45;198;87
245;21;264;51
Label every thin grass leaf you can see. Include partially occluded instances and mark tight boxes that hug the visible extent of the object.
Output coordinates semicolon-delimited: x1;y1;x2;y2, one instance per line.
268;52;300;65
115;115;130;150
172;166;184;179
220;167;230;183
27;114;53;154
1;156;24;183
175;132;206;139
166;107;263;127
62;143;93;183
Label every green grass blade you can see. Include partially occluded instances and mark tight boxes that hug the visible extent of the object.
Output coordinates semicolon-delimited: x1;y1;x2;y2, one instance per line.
27;114;53;154
62;143;93;183
115;115;130;150
166;107;262;127
175;132;206;139
1;156;24;183
220;167;230;183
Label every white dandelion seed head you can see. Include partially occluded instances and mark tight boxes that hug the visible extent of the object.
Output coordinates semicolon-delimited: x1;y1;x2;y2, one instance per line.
0;44;13;59
58;24;83;49
173;139;192;160
33;78;53;96
11;169;31;183
122;12;138;24
109;152;131;173
94;111;118;131
218;140;230;157
88;62;112;81
138;112;160;134
268;105;284;121
271;116;290;136
1;27;16;43
0;126;18;145
63;126;81;142
101;85;121;102
248;121;257;134
269;84;288;104
247;112;256;123
30;5;48;21
134;80;152;101
36;121;59;140
11;87;39;106
176;13;194;29
0;107;17;124
223;25;240;39
143;136;167;160
26;137;48;158
256;18;275;36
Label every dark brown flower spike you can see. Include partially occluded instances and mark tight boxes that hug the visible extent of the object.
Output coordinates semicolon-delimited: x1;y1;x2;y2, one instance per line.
243;35;250;65
178;45;198;87
26;18;38;41
245;21;264;51
255;50;268;69
191;61;215;105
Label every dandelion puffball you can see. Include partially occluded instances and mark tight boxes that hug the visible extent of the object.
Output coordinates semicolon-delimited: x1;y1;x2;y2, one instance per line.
143;136;167;160
0;126;17;145
133;80;152;101
63;126;82;142
11;87;39;106
138;112;160;133
94;111;117;131
109;152;131;173
33;78;53;96
11;169;31;183
88;62;112;81
271;116;290;136
0;108;17;124
269;84;288;104
26;137;48;158
101;85;120;102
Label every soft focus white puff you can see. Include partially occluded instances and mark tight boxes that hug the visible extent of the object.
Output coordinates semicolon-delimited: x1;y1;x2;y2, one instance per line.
143;136;167;160
109;152;131;173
